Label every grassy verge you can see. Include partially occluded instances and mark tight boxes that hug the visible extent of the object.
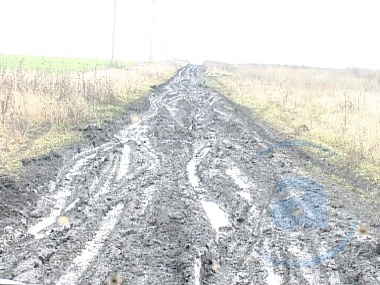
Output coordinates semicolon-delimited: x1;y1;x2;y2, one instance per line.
205;61;380;185
0;55;186;174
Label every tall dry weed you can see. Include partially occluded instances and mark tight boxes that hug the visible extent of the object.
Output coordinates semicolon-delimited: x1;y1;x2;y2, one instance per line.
205;61;380;183
0;61;183;173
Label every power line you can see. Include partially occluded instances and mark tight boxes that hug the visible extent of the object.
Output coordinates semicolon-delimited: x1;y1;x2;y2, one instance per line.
111;0;117;63
149;0;155;62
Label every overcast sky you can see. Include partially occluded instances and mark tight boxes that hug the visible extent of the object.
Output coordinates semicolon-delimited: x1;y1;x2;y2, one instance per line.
1;0;380;69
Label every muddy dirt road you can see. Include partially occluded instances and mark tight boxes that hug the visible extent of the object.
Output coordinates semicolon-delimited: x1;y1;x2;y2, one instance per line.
1;65;379;284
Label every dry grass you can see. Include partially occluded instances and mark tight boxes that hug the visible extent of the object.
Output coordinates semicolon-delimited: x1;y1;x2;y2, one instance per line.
0;60;185;174
205;61;380;184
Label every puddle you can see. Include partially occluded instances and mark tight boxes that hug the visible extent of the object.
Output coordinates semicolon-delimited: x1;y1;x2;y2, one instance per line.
226;167;250;189
187;159;199;188
200;201;230;234
65;198;79;212
226;166;252;201
187;146;211;188
116;144;131;181
266;266;282;285
194;257;201;285
237;191;251;201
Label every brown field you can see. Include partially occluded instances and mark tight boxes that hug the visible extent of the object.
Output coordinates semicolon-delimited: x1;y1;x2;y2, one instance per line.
0;60;184;174
205;61;380;184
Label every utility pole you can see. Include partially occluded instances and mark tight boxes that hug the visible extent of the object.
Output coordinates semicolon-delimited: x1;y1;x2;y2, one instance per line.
111;0;117;65
149;0;155;62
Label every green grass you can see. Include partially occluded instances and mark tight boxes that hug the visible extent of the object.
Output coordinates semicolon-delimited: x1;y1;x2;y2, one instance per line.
0;54;134;72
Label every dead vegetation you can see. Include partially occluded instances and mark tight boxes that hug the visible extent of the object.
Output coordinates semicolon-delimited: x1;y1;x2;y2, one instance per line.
205;61;380;185
0;60;184;173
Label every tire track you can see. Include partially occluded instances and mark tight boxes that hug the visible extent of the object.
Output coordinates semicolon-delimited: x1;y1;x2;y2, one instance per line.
3;65;380;285
56;203;124;285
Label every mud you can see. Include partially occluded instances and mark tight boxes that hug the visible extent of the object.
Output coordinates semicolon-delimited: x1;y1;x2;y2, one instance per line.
1;65;380;284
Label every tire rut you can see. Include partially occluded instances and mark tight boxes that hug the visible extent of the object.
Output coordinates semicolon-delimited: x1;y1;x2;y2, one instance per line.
1;65;379;285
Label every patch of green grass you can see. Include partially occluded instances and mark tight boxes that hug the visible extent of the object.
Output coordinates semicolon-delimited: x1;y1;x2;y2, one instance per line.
1;128;82;174
0;54;134;72
90;89;149;125
91;104;125;124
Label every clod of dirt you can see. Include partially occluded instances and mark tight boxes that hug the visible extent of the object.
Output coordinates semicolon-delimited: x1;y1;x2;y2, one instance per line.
106;275;123;285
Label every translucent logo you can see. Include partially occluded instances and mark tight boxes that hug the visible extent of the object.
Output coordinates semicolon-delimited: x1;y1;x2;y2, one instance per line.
252;140;360;268
271;177;327;230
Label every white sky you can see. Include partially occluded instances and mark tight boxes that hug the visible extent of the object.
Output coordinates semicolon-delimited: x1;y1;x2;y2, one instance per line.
1;0;380;69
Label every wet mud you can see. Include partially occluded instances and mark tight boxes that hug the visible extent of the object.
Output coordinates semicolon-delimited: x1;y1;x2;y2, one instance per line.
1;65;379;284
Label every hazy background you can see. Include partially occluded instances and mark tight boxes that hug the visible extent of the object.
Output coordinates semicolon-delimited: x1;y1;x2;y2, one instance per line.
1;0;380;69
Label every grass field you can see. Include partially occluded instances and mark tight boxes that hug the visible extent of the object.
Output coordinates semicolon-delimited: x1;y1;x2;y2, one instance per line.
0;54;133;72
0;54;185;174
205;61;380;185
